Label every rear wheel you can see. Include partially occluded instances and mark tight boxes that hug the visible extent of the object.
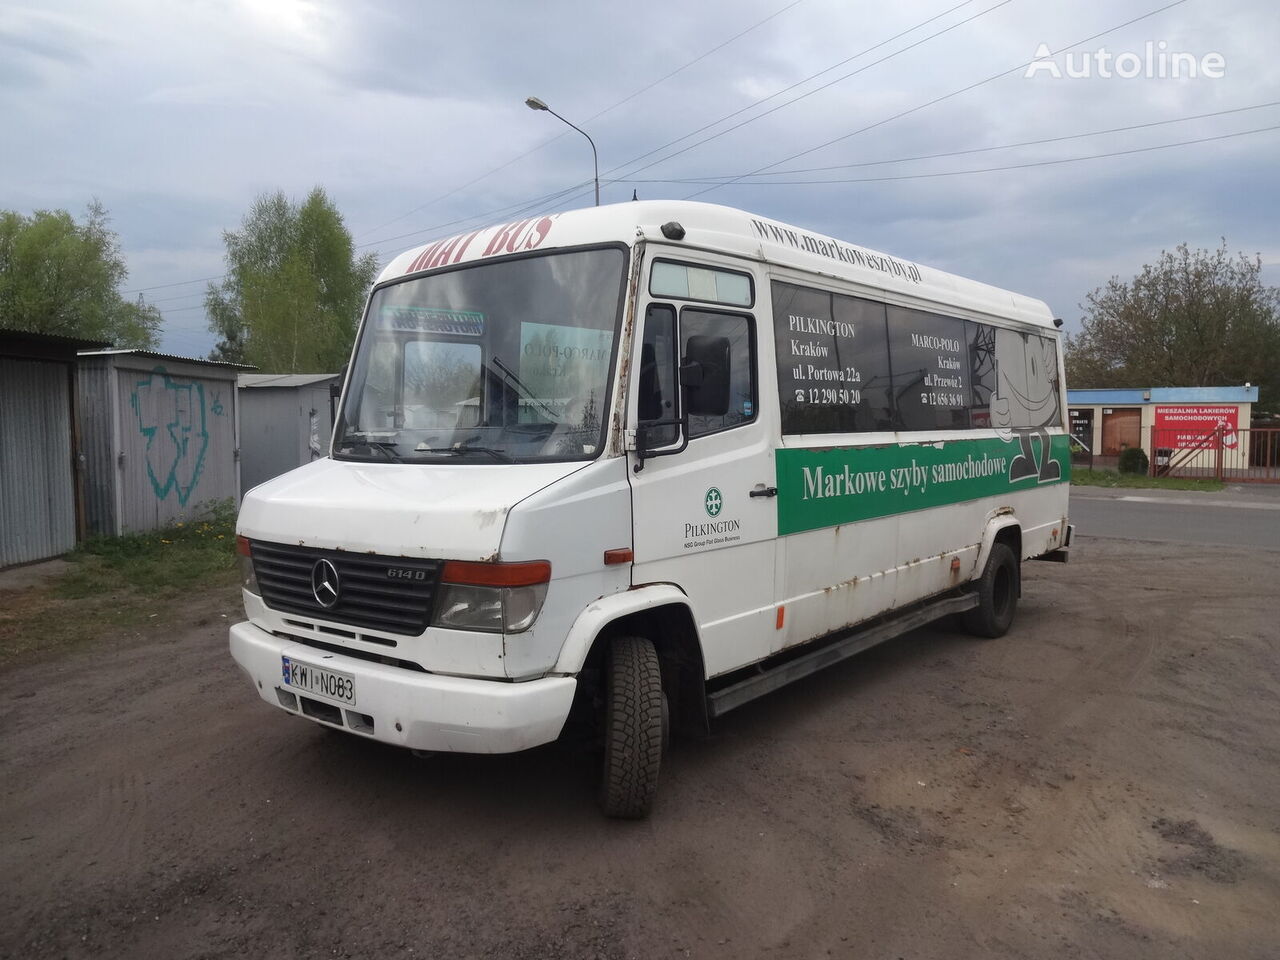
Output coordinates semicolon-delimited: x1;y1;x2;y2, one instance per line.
963;541;1019;638
599;636;665;819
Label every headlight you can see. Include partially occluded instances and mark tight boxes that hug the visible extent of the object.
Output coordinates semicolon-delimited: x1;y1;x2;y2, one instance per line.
431;560;550;634
236;536;260;595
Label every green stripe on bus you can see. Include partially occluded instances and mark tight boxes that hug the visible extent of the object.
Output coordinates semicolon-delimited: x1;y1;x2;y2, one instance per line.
776;435;1070;535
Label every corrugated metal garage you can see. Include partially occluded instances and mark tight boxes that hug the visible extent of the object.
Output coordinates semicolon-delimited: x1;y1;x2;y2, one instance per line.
77;350;252;535
237;373;340;495
0;331;107;568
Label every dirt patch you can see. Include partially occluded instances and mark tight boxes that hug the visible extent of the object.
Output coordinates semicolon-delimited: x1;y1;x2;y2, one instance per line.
0;558;71;591
0;578;238;669
855;803;949;850
2;537;1279;959
1152;817;1247;884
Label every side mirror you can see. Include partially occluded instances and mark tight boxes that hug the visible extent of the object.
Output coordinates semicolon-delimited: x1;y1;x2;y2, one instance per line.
683;335;730;417
678;359;703;389
632;333;731;474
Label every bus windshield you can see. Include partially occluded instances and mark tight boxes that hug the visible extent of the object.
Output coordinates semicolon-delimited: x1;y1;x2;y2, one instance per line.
336;247;626;464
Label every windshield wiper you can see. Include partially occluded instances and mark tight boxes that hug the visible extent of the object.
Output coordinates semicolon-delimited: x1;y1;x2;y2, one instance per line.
440;436;512;462
492;355;562;421
339;432;406;463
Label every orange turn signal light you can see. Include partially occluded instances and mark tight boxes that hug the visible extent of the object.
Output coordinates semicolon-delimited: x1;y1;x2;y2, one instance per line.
440;560;551;587
236;535;252;557
603;548;633;565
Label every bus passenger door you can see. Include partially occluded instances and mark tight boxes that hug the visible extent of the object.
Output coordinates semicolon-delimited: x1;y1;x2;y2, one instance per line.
627;300;777;679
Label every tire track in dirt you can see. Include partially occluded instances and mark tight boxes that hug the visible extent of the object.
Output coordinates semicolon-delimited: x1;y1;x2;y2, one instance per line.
84;772;151;878
958;602;1168;888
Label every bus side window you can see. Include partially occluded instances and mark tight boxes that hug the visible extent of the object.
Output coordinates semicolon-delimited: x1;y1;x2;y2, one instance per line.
681;308;755;439
639;303;678;447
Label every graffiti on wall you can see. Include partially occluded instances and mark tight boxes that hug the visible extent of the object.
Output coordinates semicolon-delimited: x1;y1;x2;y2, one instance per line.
131;368;211;506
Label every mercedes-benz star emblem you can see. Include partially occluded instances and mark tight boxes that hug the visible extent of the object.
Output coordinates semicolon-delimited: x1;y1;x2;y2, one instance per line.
311;559;341;609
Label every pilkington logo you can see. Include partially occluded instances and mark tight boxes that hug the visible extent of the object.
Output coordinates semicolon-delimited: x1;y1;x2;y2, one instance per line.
684;518;742;539
704;487;723;517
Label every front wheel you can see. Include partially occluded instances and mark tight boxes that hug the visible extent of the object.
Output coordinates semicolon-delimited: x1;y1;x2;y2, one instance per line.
599;636;666;819
963;541;1019;638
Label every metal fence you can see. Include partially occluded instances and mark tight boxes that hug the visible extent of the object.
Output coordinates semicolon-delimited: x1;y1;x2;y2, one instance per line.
1150;426;1280;483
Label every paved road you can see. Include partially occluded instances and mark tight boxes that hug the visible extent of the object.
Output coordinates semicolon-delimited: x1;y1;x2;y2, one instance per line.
1070;489;1280;550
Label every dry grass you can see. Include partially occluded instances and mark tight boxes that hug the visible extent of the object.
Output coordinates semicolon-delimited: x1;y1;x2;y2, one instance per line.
0;500;241;669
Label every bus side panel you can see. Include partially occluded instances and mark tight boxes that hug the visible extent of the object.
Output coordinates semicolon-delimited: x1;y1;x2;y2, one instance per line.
1015;477;1071;559
893;477;1069;603
777;477;1068;654
775;512;899;651
893;500;983;604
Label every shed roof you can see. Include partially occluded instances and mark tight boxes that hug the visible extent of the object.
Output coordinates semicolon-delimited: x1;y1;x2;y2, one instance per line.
238;373;340;388
1;329;111;360
77;348;256;370
1067;386;1259;405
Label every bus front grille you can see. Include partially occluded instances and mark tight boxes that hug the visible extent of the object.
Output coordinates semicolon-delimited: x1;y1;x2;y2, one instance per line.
251;541;440;636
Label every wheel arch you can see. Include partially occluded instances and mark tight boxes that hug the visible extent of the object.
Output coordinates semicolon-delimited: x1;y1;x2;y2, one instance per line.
554;584;709;737
976;514;1023;596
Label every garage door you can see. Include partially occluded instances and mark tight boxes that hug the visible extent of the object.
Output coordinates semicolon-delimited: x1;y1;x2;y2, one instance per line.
0;358;76;567
1101;408;1141;456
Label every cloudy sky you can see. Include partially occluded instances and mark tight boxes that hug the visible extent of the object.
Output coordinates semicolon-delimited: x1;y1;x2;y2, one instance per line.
3;0;1277;358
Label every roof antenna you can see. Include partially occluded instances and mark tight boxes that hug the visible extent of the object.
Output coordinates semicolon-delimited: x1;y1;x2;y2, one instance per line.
631;189;639;201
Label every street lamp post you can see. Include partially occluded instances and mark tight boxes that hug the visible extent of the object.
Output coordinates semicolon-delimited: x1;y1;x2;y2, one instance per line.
525;97;599;207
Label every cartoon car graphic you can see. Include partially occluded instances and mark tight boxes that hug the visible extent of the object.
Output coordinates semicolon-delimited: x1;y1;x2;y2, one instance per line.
992;329;1061;482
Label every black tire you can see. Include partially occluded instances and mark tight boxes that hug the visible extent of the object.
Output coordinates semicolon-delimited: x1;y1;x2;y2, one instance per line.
599;636;665;819
963;541;1019;638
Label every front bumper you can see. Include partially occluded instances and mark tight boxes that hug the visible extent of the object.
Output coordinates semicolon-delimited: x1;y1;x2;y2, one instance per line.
229;621;576;753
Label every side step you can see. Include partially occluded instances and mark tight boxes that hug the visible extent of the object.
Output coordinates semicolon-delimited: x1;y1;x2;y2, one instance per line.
707;591;979;719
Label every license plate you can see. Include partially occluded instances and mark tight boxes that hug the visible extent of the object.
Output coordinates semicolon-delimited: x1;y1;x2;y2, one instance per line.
281;656;356;705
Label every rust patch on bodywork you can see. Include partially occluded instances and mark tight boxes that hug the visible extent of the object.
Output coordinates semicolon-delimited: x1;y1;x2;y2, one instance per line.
823;574;861;595
607;240;644;459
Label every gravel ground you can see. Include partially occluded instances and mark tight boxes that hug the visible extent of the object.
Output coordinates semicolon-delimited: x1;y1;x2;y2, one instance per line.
2;536;1278;959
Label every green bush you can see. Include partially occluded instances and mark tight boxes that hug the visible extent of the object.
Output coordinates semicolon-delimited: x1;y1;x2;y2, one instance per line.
1118;447;1150;475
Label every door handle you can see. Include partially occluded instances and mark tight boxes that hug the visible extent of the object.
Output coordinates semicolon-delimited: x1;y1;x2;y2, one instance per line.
749;485;778;498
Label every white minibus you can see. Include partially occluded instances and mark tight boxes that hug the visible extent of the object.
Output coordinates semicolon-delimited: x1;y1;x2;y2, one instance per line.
230;201;1072;817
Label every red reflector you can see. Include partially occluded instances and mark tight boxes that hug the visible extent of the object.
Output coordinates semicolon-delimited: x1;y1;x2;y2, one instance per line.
603;548;633;565
441;560;551;587
236;535;252;557
776;606;785;630
950;557;960;572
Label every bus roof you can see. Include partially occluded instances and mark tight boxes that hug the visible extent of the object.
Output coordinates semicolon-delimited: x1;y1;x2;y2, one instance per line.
378;200;1056;330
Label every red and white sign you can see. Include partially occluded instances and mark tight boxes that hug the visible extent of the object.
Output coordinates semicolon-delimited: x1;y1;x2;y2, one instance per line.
1153;405;1239;449
401;215;559;276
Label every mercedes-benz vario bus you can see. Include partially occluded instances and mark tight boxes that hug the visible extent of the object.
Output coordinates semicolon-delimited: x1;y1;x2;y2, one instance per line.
230;201;1072;818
